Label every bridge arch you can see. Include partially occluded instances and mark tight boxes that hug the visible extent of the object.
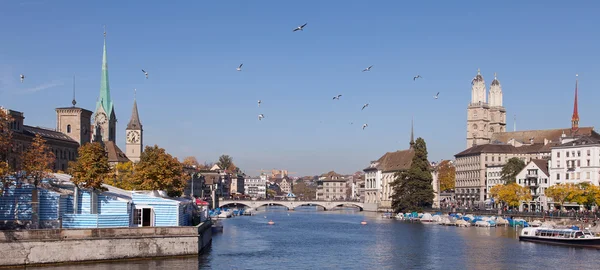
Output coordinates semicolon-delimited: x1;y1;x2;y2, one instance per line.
253;202;291;210
330;203;364;211
220;201;253;209
294;202;329;210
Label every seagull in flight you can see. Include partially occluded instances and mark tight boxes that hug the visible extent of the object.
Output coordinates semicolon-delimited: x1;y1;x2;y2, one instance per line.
362;65;373;72
237;63;243;71
362;124;368;130
258;114;265;121
434;92;440;99
413;75;422;81
20;74;25;83
333;94;342;100
142;69;148;79
361;103;369;110
258;100;262;107
293;23;307;32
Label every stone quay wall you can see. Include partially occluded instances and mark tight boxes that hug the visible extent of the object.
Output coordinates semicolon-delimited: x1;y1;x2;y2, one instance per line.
0;223;212;267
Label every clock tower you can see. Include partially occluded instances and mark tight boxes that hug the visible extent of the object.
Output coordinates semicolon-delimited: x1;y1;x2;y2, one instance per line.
93;27;117;143
126;93;143;163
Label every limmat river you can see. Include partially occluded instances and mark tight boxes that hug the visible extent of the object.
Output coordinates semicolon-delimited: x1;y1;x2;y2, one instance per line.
28;207;600;270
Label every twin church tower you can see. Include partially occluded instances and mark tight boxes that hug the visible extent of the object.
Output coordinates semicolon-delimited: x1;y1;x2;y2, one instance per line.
466;69;507;148
56;29;143;163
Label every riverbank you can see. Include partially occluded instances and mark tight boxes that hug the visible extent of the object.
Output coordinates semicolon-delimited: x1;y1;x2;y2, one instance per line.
0;222;212;268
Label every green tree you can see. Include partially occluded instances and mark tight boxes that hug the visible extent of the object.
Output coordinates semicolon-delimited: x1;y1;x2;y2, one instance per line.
21;134;56;187
217;154;235;171
437;160;456;192
391;137;434;212
501;157;526;184
68;142;113;190
133;145;188;197
267;189;277;199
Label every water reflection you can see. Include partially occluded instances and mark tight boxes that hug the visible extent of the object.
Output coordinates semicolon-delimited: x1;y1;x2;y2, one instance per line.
23;208;600;270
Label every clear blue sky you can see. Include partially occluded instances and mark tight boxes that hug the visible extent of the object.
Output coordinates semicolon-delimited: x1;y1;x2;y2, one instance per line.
1;1;599;176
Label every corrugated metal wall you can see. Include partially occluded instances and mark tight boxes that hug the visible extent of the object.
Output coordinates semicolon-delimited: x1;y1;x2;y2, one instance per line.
132;193;180;227
61;191;131;228
0;186;60;222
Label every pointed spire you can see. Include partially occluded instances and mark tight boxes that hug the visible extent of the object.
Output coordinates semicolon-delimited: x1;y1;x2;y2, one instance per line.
514;115;516;132
409;116;415;149
572;74;580;134
71;74;77;107
127;89;142;130
477;68;481;75
97;25;113;116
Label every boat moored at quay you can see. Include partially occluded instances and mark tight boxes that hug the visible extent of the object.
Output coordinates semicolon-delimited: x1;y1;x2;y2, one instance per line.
519;227;600;248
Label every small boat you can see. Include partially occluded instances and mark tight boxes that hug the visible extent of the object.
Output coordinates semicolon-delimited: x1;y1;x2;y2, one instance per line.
519;227;600;248
268;220;275;225
218;210;233;219
361;221;367;225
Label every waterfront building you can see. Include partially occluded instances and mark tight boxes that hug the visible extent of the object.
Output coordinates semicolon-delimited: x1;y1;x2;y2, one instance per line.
455;71;598;206
485;165;503;200
2;107;80;172
244;177;267;198
316;171;347;201
516;159;551;211
229;174;245;195
278;176;293;195
549;136;600;187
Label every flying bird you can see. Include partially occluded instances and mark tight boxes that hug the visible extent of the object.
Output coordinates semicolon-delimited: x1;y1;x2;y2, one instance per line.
413;75;422;80
142;69;148;79
434;92;440;99
362;65;373;72
20;74;25;83
293;23;307;32
258;100;262;107
361;103;369;110
362;124;368;130
258;114;265;121
333;94;342;100
237;63;243;71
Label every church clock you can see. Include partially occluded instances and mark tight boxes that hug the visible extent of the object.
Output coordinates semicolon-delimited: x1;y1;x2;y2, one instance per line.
127;130;140;143
95;112;107;125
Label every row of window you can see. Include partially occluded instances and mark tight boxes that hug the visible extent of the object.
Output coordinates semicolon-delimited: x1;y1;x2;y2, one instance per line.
457;188;481;194
555;159;596;168
556;150;594;158
556;172;591;180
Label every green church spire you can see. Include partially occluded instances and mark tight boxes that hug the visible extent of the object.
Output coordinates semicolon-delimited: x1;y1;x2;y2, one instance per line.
97;26;113;116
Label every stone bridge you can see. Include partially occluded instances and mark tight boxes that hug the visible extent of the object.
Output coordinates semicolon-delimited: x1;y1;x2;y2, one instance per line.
219;200;364;211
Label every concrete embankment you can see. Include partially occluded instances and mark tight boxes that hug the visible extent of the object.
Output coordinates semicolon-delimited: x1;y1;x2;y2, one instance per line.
0;222;212;268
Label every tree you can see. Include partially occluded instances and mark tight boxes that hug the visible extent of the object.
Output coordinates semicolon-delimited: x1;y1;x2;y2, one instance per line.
21;134;56;187
217;155;234;171
68;142;113;190
437;160;456;192
545;183;583;210
267;189;277;199
0;109;13;193
501;157;526;184
489;183;532;208
573;183;599;209
391;138;435;212
133;145;188;197
182;156;200;168
105;161;136;190
292;181;316;200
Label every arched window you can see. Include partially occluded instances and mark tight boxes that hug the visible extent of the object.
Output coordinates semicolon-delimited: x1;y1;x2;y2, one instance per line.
67;125;71;133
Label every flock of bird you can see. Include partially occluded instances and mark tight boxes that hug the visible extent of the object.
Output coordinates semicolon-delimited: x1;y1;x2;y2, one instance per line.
17;22;442;130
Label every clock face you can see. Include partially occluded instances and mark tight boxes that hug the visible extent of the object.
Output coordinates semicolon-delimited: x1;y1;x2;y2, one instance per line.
127;130;140;143
95;112;107;125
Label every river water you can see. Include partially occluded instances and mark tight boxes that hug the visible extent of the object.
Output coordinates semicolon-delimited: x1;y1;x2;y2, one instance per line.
29;207;600;269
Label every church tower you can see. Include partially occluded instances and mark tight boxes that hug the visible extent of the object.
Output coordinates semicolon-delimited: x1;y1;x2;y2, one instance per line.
93;27;117;143
466;69;491;148
488;72;507;135
571;74;580;135
126;90;143;163
56;76;93;146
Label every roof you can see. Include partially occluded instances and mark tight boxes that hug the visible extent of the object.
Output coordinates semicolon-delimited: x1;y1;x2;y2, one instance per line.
23;125;78;144
104;141;130;163
490;127;596;144
455;142;557;157
472;70;484;84
55;106;93;114
531;159;549;176
320;171;344;180
200;172;220;185
96;36;114;117
376;149;415;172
556;136;600;148
127;99;142;130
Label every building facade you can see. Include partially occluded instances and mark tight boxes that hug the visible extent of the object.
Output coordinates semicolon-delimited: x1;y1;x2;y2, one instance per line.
244;177;267;198
485;165;503;199
316;171;347;201
549;136;600;187
516;159;551;211
466;70;506;148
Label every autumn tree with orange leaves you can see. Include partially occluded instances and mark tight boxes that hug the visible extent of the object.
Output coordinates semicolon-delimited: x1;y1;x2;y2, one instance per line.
0;109;13;192
437;160;456;192
21;134;56;187
68;142;113;190
133;145;188;197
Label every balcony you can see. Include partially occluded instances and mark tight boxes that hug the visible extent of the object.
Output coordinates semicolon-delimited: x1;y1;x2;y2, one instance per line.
525;182;538;187
526;173;538;178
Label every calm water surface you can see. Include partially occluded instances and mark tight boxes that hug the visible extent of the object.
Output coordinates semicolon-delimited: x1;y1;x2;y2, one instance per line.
28;207;600;269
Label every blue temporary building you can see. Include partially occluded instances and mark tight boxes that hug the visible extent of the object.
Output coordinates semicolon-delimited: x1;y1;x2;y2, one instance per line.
0;184;61;228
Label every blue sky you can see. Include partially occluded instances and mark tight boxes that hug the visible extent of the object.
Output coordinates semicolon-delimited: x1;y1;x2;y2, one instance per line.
1;1;599;176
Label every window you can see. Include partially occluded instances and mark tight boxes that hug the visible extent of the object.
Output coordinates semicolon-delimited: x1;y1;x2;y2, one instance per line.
566;174;569;180
576;172;580;179
485;156;488;162
557;152;561;158
578;151;581;157
492;156;495;162
587;160;590;166
567;152;570;157
577;160;581;167
133;209;141;225
499;157;502;162
588;150;591;156
586;172;591;179
67;124;71;133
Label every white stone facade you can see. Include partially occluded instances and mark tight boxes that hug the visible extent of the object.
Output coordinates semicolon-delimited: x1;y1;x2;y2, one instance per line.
549;137;600;186
516;160;551;211
485;165;503;198
244;178;267;198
